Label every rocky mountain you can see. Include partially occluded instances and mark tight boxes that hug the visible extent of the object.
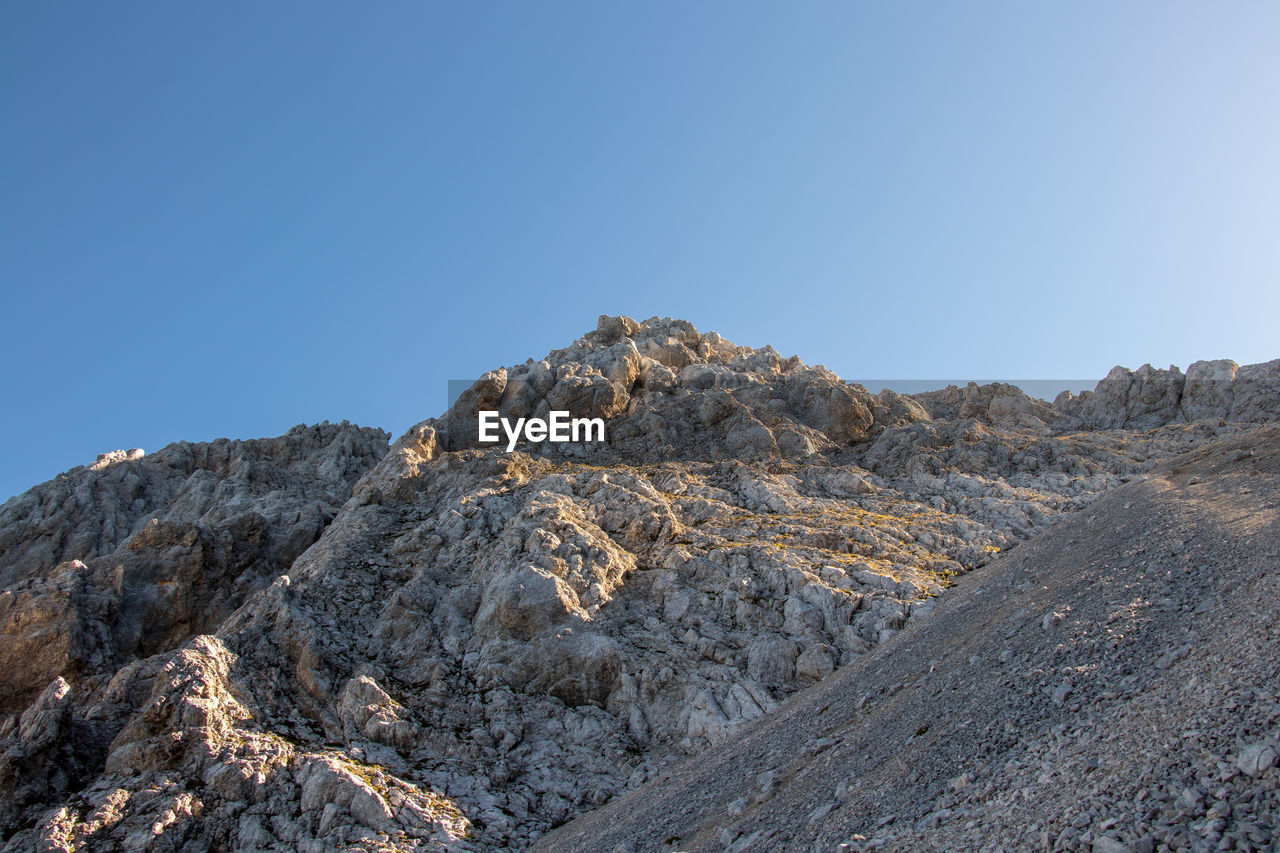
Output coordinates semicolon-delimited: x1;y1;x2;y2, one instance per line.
0;316;1276;852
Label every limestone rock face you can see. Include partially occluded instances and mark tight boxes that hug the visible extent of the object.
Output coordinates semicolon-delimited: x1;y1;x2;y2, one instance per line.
1051;364;1185;429
0;422;389;709
915;382;1056;429
0;422;389;843
1181;358;1239;421
0;317;1276;852
1048;357;1280;431
1229;357;1280;422
0;422;390;587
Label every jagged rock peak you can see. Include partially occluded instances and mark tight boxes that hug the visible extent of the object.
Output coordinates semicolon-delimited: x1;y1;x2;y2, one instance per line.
433;316;1280;464
576;315;796;372
432;315;926;461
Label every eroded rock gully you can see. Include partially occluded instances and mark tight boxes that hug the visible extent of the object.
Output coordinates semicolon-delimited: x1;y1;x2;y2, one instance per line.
1;316;1276;852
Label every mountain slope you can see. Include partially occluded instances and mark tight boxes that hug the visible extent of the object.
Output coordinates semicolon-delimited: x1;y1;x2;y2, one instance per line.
0;316;1277;852
539;426;1280;853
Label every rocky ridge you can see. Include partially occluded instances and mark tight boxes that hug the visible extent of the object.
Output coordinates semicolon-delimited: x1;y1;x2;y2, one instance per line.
0;423;390;838
0;316;1277;851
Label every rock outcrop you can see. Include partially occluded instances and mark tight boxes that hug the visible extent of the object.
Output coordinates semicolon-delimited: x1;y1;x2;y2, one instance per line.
1051;358;1280;429
0;423;390;843
0;316;1277;852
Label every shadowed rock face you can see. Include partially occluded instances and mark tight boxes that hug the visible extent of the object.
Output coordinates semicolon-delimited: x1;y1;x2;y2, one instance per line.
0;316;1276;853
0;422;390;843
0;423;390;587
0;422;391;710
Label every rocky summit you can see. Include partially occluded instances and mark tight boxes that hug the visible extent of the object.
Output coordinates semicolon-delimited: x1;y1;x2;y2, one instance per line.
0;316;1277;853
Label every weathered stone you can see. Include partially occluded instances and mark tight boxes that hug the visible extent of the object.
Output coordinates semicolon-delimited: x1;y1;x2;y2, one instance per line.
1236;741;1277;778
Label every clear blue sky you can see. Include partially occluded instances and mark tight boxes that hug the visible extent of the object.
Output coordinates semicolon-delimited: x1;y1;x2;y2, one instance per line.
3;2;1278;500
